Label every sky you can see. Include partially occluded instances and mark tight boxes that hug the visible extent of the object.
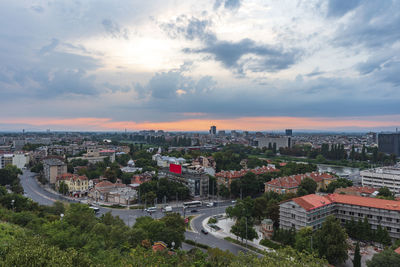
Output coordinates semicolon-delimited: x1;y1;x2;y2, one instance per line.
0;0;399;132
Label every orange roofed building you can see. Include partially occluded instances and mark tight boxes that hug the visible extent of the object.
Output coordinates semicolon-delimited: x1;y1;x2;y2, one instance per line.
265;172;336;194
215;166;278;188
56;173;89;197
280;193;400;239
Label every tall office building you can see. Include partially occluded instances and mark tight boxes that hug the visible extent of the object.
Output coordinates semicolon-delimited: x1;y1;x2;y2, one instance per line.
378;132;400;156
285;129;293;136
209;125;216;136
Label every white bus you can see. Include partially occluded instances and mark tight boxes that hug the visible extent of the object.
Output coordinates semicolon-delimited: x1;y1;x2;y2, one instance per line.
183;201;202;208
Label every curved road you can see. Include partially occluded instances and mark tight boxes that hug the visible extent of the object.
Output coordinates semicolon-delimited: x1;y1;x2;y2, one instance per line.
20;170;252;254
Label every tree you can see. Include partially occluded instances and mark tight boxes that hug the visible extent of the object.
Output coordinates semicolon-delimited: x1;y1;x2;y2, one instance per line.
230;217;258;243
367;249;400;267
353;242;361;267
297;178;317;196
314;215;348;265
58;181;69;195
295;226;313;253
378;187;394;199
327;178;353;193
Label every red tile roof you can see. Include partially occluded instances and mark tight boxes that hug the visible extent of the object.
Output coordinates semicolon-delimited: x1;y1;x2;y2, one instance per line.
292;194;334;211
215;166;278;180
266;172;334;189
334;186;378;195
327;194;400;211
291;193;400;212
395;246;400;255
57;173;88;181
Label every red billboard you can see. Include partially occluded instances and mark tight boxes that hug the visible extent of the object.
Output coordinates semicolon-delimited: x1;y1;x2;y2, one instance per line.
169;163;182;174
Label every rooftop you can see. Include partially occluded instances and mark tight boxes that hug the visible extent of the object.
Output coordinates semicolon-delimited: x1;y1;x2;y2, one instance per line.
328;193;400;211
292;194;334;211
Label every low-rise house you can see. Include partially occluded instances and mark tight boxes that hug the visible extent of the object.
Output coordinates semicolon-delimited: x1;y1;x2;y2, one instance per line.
334;186;378;197
56;173;88;197
89;179;136;205
265;172;336;194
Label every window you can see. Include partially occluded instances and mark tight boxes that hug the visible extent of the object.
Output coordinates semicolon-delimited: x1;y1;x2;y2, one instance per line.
387;227;392;231
358;213;363;217
387;217;392;222
367;215;373;218
291;214;296;219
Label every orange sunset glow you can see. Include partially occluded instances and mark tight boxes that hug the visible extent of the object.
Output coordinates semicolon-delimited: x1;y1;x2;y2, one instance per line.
2;115;399;131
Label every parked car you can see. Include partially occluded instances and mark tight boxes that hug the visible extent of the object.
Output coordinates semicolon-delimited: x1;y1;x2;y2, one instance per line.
201;229;208;234
190;209;198;213
206;202;214;207
231;200;237;204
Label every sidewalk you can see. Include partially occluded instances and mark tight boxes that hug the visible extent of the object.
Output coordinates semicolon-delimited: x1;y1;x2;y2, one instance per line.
202;215;274;253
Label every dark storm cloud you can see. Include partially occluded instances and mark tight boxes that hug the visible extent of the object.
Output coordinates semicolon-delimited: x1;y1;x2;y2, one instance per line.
326;0;361;17
102;19;129;40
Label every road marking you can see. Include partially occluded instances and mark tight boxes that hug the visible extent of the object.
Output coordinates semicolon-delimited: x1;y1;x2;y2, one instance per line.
23;178;57;203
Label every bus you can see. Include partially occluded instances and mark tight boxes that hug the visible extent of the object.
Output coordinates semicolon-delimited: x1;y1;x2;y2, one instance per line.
183;201;202;208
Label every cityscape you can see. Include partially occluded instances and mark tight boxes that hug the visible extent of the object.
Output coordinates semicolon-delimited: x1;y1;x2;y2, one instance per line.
1;1;400;267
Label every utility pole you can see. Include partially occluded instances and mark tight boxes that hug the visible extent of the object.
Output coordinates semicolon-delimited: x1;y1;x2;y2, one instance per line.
245;217;248;248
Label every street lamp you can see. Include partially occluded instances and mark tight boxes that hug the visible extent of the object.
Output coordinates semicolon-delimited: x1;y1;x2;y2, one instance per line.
60;213;64;220
11;199;15;212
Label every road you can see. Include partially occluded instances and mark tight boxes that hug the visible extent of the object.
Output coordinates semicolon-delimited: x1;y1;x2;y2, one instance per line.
20;170;251;254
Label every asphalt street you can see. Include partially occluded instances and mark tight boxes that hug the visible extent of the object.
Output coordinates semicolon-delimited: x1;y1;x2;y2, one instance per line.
20;170;251;254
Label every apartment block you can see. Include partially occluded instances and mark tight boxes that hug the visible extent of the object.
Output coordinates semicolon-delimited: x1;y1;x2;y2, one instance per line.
43;158;67;184
361;165;400;194
280;193;400;239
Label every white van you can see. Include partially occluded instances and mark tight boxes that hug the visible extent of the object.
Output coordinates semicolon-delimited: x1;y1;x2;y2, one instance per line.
145;207;157;212
164;206;172;212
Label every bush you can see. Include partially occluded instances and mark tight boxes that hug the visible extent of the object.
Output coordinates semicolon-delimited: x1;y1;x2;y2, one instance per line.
260;239;283;249
208;217;217;224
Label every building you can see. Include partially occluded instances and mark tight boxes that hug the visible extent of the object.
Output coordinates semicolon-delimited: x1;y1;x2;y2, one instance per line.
280;193;400;239
43;158;67;184
12;153;29;169
56;173;89;197
378;132;400;156
260;219;274;238
361;165;400;194
0;154;13;169
216;166;278;189
209;125;217;136
285;129;293;136
280;194;335;231
159;168;209;198
334;186;378;197
255;136;291;149
12;140;26;150
265;172;336;194
89;179;136;205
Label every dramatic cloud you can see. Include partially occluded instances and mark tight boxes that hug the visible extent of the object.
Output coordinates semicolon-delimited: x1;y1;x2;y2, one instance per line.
214;0;241;11
0;0;399;131
102;19;130;40
326;0;361;17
